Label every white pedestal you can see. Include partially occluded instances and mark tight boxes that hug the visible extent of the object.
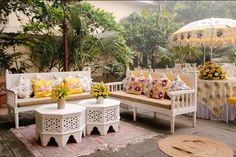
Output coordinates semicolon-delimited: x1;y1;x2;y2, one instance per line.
35;104;86;147
78;99;120;136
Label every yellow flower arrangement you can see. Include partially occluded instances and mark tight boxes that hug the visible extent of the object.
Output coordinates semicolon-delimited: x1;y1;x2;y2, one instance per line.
90;82;109;98
51;84;70;100
198;62;227;80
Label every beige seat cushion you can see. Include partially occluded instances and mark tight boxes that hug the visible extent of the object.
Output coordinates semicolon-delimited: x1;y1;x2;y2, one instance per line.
110;91;171;109
17;92;92;107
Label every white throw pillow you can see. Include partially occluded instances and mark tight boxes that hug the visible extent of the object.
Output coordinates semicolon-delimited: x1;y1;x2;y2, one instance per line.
167;75;190;96
52;75;63;86
143;74;152;95
79;76;92;92
11;76;33;98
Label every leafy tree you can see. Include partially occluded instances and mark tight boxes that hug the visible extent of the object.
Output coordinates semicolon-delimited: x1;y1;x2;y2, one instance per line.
21;1;132;75
120;9;180;69
170;45;202;63
0;47;12;69
162;1;236;24
213;46;236;63
0;33;31;73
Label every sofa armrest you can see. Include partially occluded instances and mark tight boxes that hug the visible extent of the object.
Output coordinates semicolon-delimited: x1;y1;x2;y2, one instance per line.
105;82;123;92
169;90;196;110
6;89;18;108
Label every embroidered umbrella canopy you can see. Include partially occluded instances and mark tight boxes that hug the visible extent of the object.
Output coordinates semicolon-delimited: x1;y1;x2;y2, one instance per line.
171;18;236;61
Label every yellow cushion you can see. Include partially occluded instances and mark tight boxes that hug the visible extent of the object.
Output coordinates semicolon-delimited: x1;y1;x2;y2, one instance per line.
148;79;169;99
32;79;52;98
64;77;83;94
227;97;236;104
127;77;145;95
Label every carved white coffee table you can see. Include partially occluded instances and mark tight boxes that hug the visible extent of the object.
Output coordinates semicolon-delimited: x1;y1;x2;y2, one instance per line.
78;99;120;136
35;104;86;147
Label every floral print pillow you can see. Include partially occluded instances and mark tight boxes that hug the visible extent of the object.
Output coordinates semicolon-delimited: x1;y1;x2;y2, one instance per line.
143;74;152;95
148;79;169;99
167;75;190;96
64;77;83;94
138;72;146;88
123;71;133;91
11;76;33;98
127;77;145;95
32;79;52;98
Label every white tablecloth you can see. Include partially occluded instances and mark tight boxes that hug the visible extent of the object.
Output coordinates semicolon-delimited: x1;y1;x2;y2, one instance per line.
197;78;236;121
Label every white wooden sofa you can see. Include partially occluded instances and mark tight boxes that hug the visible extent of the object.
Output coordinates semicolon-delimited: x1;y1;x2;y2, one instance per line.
106;68;197;133
6;69;92;128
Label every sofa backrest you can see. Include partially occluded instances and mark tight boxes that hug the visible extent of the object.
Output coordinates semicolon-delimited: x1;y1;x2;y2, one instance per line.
5;69;91;89
129;70;197;90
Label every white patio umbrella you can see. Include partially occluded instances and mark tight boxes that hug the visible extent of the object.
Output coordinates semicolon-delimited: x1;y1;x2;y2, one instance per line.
171;18;236;61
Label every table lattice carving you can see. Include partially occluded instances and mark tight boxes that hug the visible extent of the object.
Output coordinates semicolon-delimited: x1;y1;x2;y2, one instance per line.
104;108;118;122
79;99;120;136
62;114;80;132
35;104;86;147
81;110;86;126
42;117;61;133
87;110;102;123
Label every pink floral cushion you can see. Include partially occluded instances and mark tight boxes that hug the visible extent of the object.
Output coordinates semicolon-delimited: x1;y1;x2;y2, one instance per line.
148;79;169;99
127;77;145;95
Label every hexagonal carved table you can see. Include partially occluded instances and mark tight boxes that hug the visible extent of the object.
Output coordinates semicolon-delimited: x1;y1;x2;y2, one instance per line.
78;99;120;136
35;104;86;147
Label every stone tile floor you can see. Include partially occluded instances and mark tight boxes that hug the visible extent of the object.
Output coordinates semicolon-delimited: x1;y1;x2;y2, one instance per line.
0;107;235;157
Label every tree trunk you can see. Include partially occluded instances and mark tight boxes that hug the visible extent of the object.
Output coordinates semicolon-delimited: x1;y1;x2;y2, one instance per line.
61;0;68;71
142;54;148;68
12;44;19;71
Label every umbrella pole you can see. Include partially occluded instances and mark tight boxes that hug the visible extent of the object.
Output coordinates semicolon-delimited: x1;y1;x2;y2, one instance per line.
204;47;205;64
210;46;213;61
210;27;213;61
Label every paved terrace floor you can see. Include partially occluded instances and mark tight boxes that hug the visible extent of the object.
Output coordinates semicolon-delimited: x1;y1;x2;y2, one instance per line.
0;106;236;157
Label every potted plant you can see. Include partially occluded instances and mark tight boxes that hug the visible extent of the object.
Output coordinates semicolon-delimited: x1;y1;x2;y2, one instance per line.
0;48;9;108
90;82;109;104
0;82;5;108
51;84;70;109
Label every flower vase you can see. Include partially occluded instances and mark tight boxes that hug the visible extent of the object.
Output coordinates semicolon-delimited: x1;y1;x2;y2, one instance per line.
57;98;65;109
96;96;104;104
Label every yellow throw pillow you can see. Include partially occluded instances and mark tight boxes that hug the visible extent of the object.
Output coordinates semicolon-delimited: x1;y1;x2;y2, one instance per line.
64;77;83;94
32;79;52;98
127;77;145;95
148;79;169;99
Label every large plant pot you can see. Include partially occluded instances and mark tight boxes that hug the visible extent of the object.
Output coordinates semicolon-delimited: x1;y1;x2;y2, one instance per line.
0;91;6;108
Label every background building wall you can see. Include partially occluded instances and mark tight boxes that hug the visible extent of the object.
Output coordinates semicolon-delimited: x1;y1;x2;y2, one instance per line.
88;1;154;21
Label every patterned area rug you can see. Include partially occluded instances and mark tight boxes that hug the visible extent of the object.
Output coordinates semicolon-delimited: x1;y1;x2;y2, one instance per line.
11;121;160;157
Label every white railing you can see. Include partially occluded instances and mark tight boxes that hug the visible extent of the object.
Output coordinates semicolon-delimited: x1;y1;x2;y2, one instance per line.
169;90;195;110
105;82;123;92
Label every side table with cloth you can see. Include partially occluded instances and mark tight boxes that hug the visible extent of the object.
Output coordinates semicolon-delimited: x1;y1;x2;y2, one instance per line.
78;98;120;136
197;78;236;122
35;104;86;147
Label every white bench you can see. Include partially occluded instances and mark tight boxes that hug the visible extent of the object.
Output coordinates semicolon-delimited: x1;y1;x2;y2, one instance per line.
6;69;92;128
106;68;197;133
